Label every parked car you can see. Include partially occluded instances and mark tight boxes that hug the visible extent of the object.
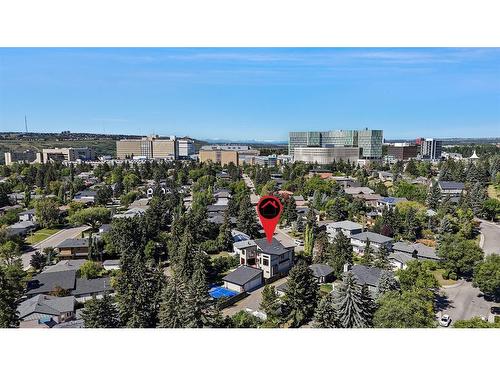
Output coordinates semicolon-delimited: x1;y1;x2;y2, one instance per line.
439;314;452;327
294;239;304;246
490;306;500;315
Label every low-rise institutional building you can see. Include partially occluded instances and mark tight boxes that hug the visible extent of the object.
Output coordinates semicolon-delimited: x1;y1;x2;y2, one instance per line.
116;135;178;160
199;149;239;165
293;146;360;164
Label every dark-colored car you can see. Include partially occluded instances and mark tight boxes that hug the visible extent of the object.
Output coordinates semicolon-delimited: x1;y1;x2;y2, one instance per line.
491;306;500;315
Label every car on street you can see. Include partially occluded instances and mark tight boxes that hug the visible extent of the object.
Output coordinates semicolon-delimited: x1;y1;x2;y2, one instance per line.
294;239;304;246
490;306;500;315
439;314;452;327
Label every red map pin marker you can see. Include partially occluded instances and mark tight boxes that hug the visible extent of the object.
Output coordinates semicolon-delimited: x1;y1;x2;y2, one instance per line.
257;195;283;243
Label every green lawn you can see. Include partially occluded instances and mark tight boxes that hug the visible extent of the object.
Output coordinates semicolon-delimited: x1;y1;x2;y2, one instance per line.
431;269;458;287
487;185;500;200
25;228;61;245
209;251;233;259
320;283;333;294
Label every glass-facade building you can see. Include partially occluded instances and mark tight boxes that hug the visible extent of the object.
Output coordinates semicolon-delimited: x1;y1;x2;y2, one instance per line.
288;129;382;159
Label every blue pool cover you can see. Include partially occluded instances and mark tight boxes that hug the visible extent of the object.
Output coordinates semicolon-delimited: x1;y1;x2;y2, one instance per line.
209;286;239;299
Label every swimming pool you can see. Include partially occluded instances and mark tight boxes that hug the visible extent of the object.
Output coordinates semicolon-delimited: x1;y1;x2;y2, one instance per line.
209;286;239;299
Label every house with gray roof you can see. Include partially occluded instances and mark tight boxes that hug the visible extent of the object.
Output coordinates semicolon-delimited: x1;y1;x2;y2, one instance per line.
438;181;465;202
309;264;334;284
350;231;393;254
42;259;87;274
237;237;294;280
326;220;363;241
6;220;37;238
344;264;385;294
71;277;112;302
26;270;77;297
389;241;441;270
17;295;76;324
223;266;263;293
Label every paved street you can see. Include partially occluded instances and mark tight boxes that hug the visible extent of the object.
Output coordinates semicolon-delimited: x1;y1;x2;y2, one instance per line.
478;219;500;256
21;225;90;269
223;277;289;316
438;280;495;325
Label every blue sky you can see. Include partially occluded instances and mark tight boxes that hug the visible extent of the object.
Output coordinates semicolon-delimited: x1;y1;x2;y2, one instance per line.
0;48;499;141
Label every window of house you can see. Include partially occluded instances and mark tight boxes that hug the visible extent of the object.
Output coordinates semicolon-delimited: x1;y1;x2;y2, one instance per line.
263;258;269;266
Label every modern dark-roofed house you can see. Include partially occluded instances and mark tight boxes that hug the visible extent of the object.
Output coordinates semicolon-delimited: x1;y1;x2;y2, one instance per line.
345;264;385;294
55;238;90;260
223;265;263;293
309;264;334;284
438;181;465;202
26;270;77;297
71;277;112;302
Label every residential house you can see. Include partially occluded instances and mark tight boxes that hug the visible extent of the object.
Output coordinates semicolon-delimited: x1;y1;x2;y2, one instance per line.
73;190;97;204
42;259;86;273
17;295;76;326
103;259;121;271
6;220;37;238
18;208;36;222
26;269;113;302
293;195;306;207
56;238;90;260
389;241;441;270
438;181;465;203
377;171;394;182
309;264;334;284
376;197;407;214
231;229;251;243
222;266;263;293
239;238;294;279
344;186;374;196
326;220;363;241
233;239;255;256
350;231;393;254
113;207;147;219
345;264;386;295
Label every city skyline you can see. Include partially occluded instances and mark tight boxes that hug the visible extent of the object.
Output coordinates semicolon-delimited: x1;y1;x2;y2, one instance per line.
1;48;499;140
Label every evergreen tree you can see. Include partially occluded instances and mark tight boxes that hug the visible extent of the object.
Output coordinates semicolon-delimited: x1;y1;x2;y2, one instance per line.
184;252;216;327
295;214;305;233
172;228;195;281
236;193;259;238
334;272;369;328
303;208;316;256
260;285;281;321
82;294;120;328
469;182;487;216
158;274;187;328
217;212;233;252
426;181;441;210
0;259;26;328
23;186;32;208
359;284;375;327
283;260;319;327
376;270;400;298
374;245;391;270
313;293;338;328
326;231;353;277
360;239;373;265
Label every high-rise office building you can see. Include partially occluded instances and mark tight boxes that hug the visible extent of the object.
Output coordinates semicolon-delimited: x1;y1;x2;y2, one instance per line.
178;139;196;157
420;138;442;160
288;128;382;159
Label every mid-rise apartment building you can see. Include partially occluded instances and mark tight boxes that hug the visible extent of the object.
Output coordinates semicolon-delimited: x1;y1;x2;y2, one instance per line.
116;135;178;160
387;144;419;160
420;138;442;160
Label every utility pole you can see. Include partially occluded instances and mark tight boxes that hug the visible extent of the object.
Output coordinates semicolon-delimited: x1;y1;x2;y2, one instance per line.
24;115;28;133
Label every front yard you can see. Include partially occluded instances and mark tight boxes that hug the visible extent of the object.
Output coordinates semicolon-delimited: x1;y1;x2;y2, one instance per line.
25;228;61;245
431;269;459;287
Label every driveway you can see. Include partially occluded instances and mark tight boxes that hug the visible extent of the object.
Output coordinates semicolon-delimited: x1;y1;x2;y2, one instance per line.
223;277;289;317
438;279;495;324
21;225;90;269
478;219;500;256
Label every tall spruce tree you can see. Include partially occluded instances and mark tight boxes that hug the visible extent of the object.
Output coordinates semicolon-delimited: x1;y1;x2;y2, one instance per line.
360;239;373;265
260;285;281;322
236;193;259;238
159;274;187;328
376;270;400;298
326;231;353;277
359;284;375;327
184;252;214;328
427;181;441;210
82;294;121;328
283;260;319;327
313;293;338;328
334;272;369;328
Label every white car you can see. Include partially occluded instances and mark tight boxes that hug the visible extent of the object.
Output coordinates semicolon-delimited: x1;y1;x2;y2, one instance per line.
294;239;304;246
439;314;452;327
